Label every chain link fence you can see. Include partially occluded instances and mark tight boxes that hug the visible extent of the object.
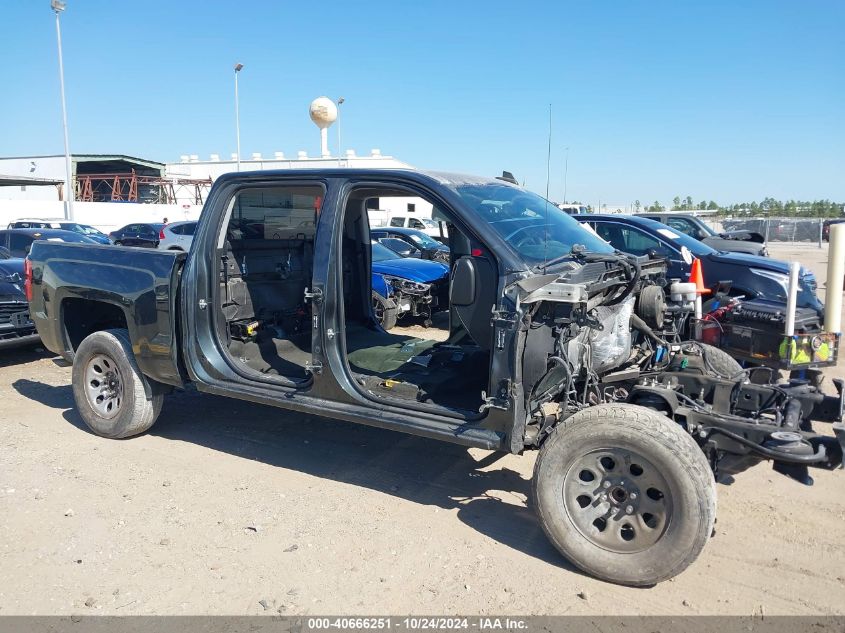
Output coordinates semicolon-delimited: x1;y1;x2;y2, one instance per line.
702;217;833;244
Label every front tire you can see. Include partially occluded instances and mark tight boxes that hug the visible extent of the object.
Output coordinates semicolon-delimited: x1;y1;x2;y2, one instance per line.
533;404;716;586
372;291;398;331
71;328;163;439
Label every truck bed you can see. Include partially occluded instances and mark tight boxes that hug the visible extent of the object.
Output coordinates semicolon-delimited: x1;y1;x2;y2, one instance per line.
27;242;186;387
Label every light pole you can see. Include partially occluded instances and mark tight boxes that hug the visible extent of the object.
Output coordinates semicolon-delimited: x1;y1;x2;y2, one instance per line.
336;97;345;165
52;0;73;220
562;146;570;204
234;63;243;171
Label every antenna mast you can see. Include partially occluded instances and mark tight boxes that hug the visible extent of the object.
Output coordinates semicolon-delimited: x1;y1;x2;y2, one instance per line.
543;103;552;271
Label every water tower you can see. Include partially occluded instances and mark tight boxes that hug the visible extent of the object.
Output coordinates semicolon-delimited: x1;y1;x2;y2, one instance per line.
309;97;338;158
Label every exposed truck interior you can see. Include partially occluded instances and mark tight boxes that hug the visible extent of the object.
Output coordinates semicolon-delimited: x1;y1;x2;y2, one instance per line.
216;185;320;382
340;187;496;414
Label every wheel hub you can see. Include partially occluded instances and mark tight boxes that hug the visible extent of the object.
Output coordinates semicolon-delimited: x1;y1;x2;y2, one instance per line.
562;448;673;553
84;353;124;420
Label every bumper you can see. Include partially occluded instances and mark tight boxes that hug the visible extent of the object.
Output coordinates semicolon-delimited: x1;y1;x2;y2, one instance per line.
0;332;41;350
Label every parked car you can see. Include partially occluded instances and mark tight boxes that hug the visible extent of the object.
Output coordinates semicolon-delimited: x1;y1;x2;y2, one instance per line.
639;213;767;255
157;221;197;251
109;223;165;248
370;226;450;263
0;249;38;348
822;218;845;241
723;218;821;242
370;241;449;329
27;168;844;586
575;214;822;315
0;228;99;258
7;219;111;244
386;213;448;242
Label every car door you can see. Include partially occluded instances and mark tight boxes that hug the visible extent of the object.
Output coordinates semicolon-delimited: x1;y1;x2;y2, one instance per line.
118;224;140;246
181;222;197;250
137;225;158;248
666;217;708;241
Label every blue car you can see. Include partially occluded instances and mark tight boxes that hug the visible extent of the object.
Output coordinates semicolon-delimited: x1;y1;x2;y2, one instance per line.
0;249;38;348
370;241;448;330
371;226;450;263
7;220;111;245
574;214;823;315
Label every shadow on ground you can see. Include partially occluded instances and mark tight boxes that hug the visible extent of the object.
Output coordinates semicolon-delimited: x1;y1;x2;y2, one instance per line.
0;343;51;368
11;379;575;573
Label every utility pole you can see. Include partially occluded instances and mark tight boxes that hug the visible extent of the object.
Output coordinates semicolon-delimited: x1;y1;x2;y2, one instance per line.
563;146;570;204
336;97;345;166
52;0;74;220
234;63;243;171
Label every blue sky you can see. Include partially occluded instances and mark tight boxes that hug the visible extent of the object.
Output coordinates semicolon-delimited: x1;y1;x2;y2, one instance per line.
2;0;843;206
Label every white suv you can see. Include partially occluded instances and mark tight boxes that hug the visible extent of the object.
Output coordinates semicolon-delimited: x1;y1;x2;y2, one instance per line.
387;214;448;242
157;221;197;251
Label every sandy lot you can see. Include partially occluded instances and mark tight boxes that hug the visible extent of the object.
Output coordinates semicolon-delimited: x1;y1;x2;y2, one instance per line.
1;243;844;615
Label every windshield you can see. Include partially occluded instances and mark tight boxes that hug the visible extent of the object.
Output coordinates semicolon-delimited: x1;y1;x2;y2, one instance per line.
407;232;440;248
40;232;93;244
646;223;717;256
371;241;400;262
455;184;613;264
67;223;107;236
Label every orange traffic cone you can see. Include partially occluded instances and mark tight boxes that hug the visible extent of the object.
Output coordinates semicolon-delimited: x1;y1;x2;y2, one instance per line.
689;258;710;294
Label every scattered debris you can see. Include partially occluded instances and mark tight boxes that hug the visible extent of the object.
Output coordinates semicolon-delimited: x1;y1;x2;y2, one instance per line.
283;544;298;553
682;599;692;608
162;481;172;487
159;538;171;546
244;525;260;533
84;597;96;608
577;591;589;601
258;599;270;611
64;509;74;517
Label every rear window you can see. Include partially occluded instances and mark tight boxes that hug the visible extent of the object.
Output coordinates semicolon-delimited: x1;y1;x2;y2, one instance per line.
228;186;323;240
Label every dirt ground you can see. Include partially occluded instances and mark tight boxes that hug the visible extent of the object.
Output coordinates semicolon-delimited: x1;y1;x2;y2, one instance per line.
1;243;844;616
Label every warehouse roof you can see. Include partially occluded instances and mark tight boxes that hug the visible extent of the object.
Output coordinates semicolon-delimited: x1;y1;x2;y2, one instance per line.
0;174;65;187
0;154;165;170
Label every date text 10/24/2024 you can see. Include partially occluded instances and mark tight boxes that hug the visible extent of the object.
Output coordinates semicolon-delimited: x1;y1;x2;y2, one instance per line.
306;618;528;631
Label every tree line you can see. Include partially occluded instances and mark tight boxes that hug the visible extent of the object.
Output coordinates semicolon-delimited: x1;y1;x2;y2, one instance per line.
638;196;843;217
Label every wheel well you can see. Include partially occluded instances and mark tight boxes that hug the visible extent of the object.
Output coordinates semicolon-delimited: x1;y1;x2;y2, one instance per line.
62;298;128;351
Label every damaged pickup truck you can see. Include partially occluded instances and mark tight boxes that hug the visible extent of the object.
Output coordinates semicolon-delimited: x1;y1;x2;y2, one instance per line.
26;169;845;586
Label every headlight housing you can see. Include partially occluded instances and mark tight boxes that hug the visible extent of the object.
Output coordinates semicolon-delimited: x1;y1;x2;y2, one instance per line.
382;275;431;295
750;268;789;295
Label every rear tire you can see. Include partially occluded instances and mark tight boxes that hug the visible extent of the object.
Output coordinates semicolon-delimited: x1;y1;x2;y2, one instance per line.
533;404;716;586
71;328;163;439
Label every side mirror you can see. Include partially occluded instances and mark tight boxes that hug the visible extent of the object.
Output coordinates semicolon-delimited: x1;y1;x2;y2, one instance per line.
450;257;476;306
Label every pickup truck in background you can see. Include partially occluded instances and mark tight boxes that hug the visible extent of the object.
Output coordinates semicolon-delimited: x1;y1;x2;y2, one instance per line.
639;213;767;256
26;168;845;587
0;250;37;348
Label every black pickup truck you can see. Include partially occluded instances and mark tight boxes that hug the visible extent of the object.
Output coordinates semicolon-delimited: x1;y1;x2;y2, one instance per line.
26;169;845;586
